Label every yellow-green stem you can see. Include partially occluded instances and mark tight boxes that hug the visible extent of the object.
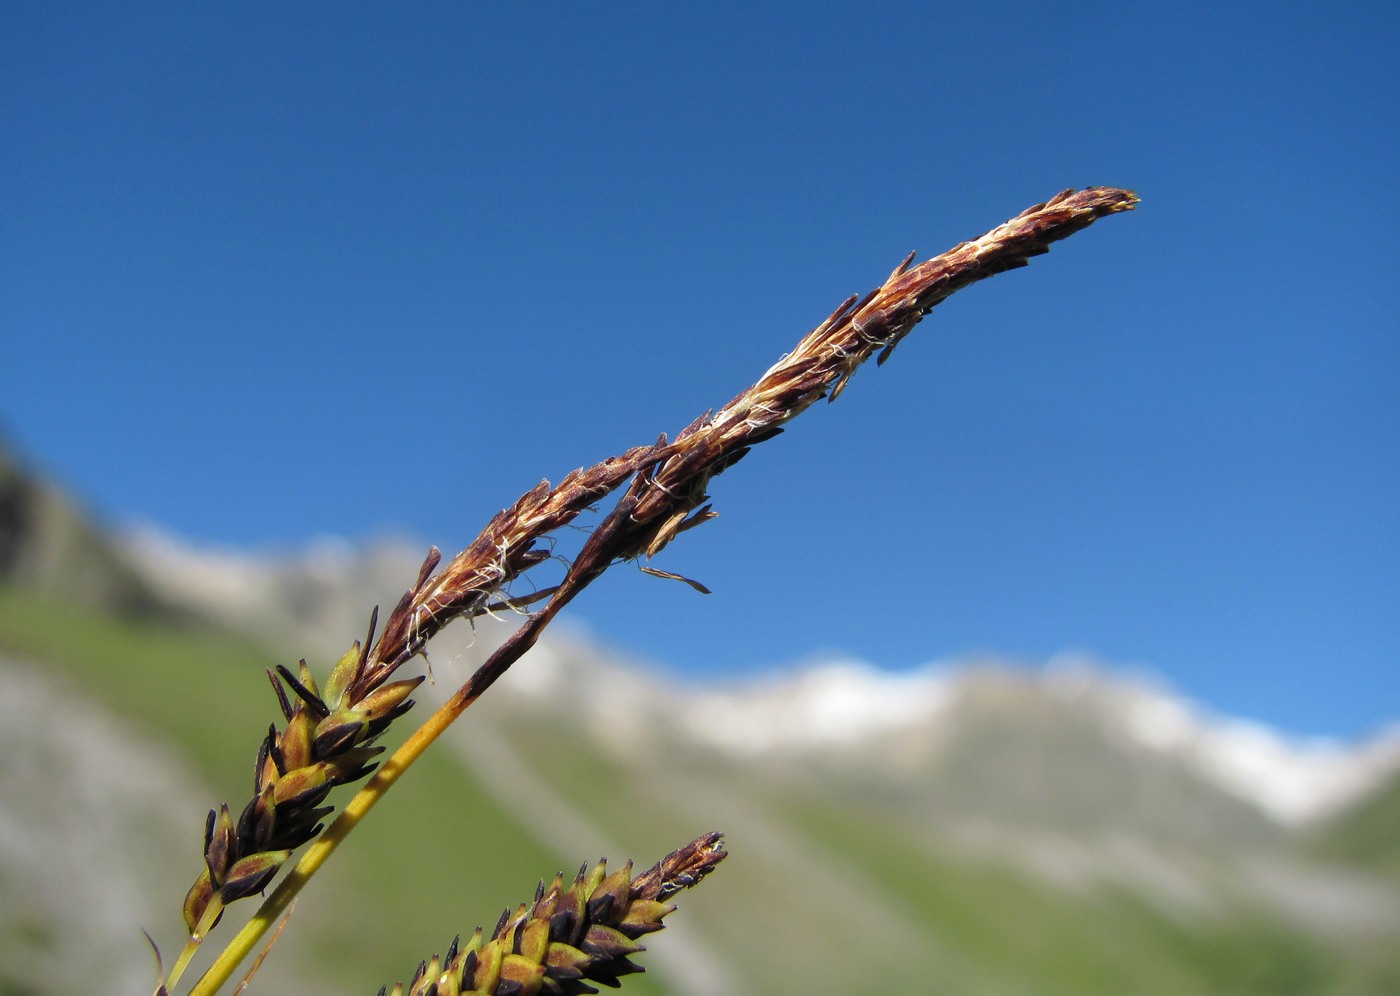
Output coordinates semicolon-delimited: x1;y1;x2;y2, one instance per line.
164;896;224;992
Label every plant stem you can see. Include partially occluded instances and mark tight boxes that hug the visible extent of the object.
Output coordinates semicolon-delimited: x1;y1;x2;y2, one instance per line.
163;897;224;992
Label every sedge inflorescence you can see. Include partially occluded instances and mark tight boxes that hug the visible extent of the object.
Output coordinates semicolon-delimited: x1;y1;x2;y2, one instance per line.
166;187;1136;995
381;833;726;996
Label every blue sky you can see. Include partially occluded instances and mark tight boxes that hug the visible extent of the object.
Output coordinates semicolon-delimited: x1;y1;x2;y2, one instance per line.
3;3;1396;738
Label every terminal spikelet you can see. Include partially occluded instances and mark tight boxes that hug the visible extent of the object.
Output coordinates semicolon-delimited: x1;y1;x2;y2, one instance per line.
378;833;727;996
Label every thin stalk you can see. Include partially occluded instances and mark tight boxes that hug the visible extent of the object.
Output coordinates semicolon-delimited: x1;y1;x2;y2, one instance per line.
164;898;225;991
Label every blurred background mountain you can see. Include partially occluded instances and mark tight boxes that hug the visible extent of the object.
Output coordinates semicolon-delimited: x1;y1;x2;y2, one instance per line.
3;435;1399;995
0;434;172;620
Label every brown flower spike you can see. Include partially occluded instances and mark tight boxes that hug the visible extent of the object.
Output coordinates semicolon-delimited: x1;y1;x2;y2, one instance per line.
179;187;1136;949
379;187;1141;726
379;833;727;996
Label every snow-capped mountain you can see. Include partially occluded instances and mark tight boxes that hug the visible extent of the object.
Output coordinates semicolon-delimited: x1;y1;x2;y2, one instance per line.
650;654;1400;826
118;526;1400;832
6;505;1399;994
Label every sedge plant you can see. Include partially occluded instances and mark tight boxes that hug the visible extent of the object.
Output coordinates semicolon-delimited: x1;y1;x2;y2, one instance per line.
154;187;1138;995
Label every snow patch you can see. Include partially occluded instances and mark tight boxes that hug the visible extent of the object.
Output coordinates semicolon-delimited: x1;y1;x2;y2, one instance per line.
1100;671;1400;825
680;659;952;756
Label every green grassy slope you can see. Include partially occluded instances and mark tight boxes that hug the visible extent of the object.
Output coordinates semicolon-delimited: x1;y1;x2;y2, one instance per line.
1310;769;1400;880
773;794;1347;996
461;681;1400;996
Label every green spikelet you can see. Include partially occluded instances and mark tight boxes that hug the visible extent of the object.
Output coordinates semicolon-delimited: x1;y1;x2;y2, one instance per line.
379;833;726;996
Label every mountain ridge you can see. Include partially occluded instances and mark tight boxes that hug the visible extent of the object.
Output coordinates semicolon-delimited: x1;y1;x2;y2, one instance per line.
0;435;178;619
115;523;1400;832
3;450;1398;993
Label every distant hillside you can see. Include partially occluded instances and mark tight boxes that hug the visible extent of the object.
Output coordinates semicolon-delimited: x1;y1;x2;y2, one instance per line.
0;434;179;619
5;448;1400;994
118;522;430;661
9;583;1400;996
